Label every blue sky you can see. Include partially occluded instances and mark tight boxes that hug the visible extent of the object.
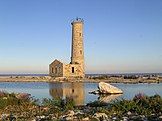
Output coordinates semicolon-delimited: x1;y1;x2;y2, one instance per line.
0;0;162;74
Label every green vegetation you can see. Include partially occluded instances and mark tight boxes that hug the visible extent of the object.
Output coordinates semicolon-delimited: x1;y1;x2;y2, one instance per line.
110;93;162;116
0;91;162;120
0;91;33;109
0;91;75;120
88;75;110;80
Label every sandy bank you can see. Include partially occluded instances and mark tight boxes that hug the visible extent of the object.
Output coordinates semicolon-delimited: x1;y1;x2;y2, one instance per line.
0;76;162;83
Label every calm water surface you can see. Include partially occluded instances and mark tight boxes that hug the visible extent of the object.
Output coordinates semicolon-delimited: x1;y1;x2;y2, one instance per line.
0;82;161;105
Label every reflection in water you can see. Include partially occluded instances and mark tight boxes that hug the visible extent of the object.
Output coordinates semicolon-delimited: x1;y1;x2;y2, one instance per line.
49;82;85;105
98;94;122;103
49;82;122;105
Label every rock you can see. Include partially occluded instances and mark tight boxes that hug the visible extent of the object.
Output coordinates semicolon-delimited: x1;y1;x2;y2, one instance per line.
51;116;57;120
82;117;89;121
67;110;75;117
159;115;162;119
89;90;100;94
35;115;48;121
3;97;7;100
122;116;128;121
65;116;73;120
98;82;123;94
60;110;75;121
127;111;132;116
112;117;117;120
1;114;10;120
140;115;147;120
130;115;141;120
39;115;45;119
75;110;84;115
93;113;108;120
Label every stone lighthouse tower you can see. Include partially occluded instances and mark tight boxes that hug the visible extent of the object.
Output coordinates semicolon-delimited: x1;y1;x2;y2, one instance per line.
71;18;84;76
49;18;85;78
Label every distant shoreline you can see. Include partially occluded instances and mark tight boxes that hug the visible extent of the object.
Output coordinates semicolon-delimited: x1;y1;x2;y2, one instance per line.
0;73;162;77
0;75;162;84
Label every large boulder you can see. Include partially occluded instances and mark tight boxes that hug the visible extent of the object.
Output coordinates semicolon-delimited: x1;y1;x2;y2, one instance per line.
98;82;123;94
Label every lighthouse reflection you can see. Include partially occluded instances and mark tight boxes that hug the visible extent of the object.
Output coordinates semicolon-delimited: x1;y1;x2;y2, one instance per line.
49;82;85;106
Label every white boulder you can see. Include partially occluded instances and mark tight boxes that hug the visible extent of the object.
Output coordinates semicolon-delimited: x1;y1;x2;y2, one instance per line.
98;82;123;94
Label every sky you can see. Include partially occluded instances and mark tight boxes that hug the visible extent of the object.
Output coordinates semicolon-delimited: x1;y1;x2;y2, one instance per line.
0;0;162;74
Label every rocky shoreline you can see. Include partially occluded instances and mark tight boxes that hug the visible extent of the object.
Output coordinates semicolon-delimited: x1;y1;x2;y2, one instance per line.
0;75;162;84
0;92;162;121
2;108;162;121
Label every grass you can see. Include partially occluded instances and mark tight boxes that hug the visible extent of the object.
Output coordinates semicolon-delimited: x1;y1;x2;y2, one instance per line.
109;93;162;116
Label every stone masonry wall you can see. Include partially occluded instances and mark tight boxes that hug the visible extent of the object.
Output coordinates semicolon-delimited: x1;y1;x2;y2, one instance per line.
63;64;84;78
71;21;85;77
49;60;63;77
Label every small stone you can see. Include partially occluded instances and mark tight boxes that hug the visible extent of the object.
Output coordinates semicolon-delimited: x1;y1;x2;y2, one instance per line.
123;116;128;121
75;110;84;115
151;113;155;116
127;111;132;115
159;115;162;119
36;115;46;120
89;90;100;94
130;115;141;120
3;97;8;100
140;115;147;120
1;114;9;120
93;112;108;120
52;116;57;120
40;115;45;119
66;116;73;120
112;117;117;120
82;117;89;121
93;113;109;121
67;110;75;117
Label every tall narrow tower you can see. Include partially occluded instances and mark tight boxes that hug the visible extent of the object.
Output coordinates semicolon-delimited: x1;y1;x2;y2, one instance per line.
71;18;84;77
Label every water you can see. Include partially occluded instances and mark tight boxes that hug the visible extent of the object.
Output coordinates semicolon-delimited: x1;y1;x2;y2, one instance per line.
0;82;162;105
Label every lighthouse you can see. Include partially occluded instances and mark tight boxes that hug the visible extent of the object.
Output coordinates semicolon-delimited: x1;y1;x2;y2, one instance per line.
49;18;85;78
71;18;85;77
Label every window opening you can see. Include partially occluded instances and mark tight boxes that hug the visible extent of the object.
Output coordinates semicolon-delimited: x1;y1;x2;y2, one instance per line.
52;67;54;73
80;50;82;54
72;67;74;73
55;67;57;74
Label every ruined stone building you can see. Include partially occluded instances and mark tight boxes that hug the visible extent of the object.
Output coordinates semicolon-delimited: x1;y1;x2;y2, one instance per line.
49;18;85;78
